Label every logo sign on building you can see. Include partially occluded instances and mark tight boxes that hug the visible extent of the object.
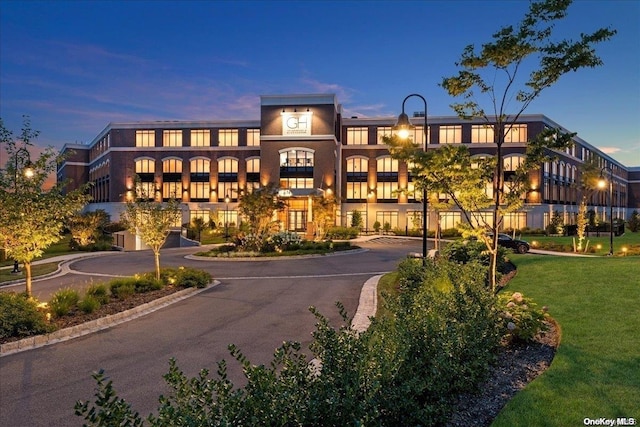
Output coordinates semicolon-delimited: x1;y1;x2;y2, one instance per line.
282;112;312;136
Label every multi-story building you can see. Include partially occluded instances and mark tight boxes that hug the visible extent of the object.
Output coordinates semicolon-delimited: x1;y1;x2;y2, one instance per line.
58;93;640;234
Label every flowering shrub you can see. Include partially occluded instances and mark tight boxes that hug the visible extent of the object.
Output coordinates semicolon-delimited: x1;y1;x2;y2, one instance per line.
498;291;548;342
268;231;302;252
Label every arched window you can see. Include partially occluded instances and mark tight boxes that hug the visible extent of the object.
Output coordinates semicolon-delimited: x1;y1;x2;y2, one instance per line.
135;157;155;199
190;157;210;202
376;156;399;202
162;157;182;201
279;148;314;189
246;157;260;192
346;157;368;201
218;158;238;201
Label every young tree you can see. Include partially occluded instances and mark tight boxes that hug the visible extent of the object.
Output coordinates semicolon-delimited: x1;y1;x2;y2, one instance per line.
67;210;110;247
0;117;89;296
120;182;181;281
237;183;285;248
438;0;615;289
312;194;337;240
574;156;602;250
350;210;363;230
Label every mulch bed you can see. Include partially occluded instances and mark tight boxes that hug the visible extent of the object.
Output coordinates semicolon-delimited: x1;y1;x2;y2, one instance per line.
446;260;560;426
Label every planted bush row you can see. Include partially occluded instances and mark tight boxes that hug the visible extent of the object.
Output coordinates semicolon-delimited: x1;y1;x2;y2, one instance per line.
0;267;211;341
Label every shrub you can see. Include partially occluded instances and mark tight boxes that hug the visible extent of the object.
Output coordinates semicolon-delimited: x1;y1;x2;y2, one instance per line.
326;226;359;239
109;279;136;300
133;276;163;293
49;288;80;317
0;293;53;339
498;291;548;342
78;296;101;314
441;239;509;274
160;267;211;288
85;283;110;305
268;231;302;252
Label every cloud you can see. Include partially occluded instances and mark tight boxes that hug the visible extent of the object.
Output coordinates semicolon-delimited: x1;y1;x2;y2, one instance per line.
598;146;622;155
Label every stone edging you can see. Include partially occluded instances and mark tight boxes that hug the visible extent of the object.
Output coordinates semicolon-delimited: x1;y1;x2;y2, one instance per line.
0;282;219;357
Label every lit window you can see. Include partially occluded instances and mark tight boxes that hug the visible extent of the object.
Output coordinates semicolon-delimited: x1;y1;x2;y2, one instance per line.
346;127;368;145
163;130;183;147
504;124;527;143
439;126;462;144
346;157;369;201
190;130;210;147
471;125;494;143
219;129;239;147
247;129;260;146
377;126;393;144
218;158;238;201
136;130;155;147
376;156;399;202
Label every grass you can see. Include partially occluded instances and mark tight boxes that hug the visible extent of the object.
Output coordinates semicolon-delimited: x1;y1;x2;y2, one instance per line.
492;254;640;426
0;235;75;267
526;232;640;256
0;262;59;284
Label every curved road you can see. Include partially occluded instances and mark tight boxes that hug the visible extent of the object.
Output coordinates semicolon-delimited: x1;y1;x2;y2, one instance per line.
0;238;424;427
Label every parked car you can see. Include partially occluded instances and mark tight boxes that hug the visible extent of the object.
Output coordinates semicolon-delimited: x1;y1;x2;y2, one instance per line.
494;233;530;254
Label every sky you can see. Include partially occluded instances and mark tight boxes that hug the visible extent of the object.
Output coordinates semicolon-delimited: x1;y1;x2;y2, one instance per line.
1;0;639;167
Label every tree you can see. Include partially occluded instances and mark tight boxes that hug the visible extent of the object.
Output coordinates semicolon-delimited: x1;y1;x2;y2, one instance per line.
438;0;615;290
67;210;110;247
120;181;181;281
574;156;602;250
0;117;89;296
628;210;640;233
350;210;363;230
237;184;285;249
312;194;337;240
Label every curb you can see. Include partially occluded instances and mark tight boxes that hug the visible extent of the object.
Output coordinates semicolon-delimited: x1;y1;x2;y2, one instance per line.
351;274;380;332
0;281;219;357
185;248;369;262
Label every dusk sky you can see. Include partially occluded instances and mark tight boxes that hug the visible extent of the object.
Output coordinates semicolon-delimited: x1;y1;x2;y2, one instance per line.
1;0;638;166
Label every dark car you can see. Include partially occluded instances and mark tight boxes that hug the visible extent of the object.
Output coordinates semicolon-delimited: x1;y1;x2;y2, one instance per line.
494;233;530;254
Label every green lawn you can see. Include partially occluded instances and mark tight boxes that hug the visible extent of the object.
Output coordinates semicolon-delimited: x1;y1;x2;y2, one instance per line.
526;232;640;256
0;262;60;284
492;254;640;426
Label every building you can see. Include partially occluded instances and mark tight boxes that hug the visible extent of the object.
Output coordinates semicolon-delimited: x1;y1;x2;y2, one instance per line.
58;93;640;234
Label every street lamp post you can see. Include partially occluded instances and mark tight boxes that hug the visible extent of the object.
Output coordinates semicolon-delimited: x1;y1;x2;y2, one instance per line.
598;166;614;256
394;94;428;265
10;147;34;274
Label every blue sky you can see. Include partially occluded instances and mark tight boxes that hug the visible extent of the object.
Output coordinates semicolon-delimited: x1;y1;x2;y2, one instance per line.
1;0;638;166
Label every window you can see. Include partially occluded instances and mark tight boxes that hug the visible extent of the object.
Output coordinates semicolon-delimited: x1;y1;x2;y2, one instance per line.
135;158;156;199
376;211;399;230
376;156;399;202
136;130;155;147
504;124;527;143
346;157;369;202
346;182;369;201
189;210;210;224
246;158;260;191
440;211;461;230
247;129;260;147
190;130;210;147
162;158;183;201
280;177;314;189
219;129;239;147
376;126;393;144
503;212;527;231
280;149;314;169
346;127;368;145
190;158;210;202
439;125;462;144
163;130;183;147
471;124;494;143
218;158;238;201
409;125;429;146
135;158;155;174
